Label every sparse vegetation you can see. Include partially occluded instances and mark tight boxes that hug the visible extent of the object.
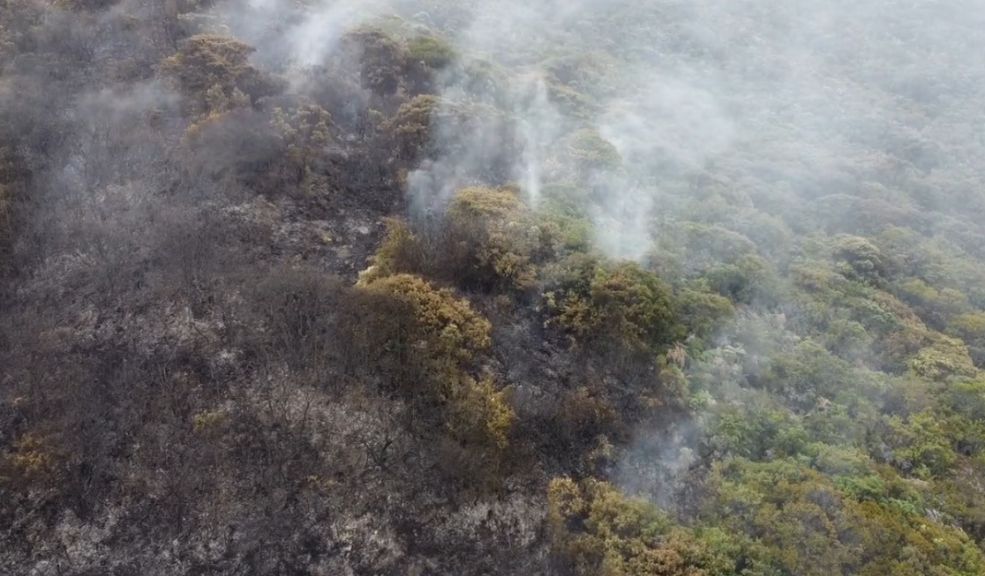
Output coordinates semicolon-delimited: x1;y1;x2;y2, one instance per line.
3;1;985;575
162;34;281;114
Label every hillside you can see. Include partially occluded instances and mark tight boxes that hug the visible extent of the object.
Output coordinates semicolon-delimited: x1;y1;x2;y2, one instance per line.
3;1;985;575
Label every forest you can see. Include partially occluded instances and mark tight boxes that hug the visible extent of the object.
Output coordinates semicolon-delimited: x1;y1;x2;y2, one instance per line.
2;0;985;574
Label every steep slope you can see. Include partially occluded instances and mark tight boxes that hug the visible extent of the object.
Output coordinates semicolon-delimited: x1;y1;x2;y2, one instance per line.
2;1;985;575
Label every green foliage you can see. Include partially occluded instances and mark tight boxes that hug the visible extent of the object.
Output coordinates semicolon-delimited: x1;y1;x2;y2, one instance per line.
452;57;511;103
564;128;623;175
676;287;735;344
6;0;985;572
832;234;890;284
383;95;514;172
822;318;873;360
667;223;759;275
759;340;882;409
544;255;682;354
192;409;230;435
704;254;779;305
361;218;427;283
949;312;985;342
898;277;970;329
907;336;978;381
704;406;810;460
883;411;958;478
361;274;513;459
705;458;985;576
543;52;617;99
939;378;985;422
446;376;514;453
537;184;594;253
446;185;540;291
407;35;457;69
948;312;985;365
363;187;544;292
545;81;601;118
548;478;744;576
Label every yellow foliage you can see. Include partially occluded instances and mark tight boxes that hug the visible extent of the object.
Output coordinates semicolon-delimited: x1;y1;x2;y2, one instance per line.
359;218;426;284
363;273;491;364
182;108;230;143
2;433;58;484
270;104;335;194
383;95;440;161
193;409;230;433
447;186;539;291
361;274;513;458
161;34;276;114
548;478;722;576
363;274;515;461
908;335;978;381
545;255;681;353
448;186;523;222
446;376;514;452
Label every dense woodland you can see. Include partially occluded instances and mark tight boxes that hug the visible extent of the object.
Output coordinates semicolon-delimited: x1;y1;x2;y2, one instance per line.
3;1;985;574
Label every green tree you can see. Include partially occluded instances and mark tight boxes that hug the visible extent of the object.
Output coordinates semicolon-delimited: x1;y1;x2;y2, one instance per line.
545;255;682;355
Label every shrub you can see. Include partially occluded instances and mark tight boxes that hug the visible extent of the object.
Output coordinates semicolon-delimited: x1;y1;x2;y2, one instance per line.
705;458;985;576
907;335;977;381
548;477;742;576
364;188;547;294
362;274;514;465
446;376;514;452
948;311;985;366
1;433;59;487
407;35;456;70
537;184;594;253
363;273;491;367
162;35;281;114
192;409;230;434
564;128;623;174
446;186;540;292
898;277;970;329
383;94;440;163
554;386;619;449
342;28;406;96
704;255;779;306
545;255;682;354
383;96;517;177
832;234;889;284
269;104;336;195
883;412;958;478
757;340;877;409
360;218;428;283
676;287;735;344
